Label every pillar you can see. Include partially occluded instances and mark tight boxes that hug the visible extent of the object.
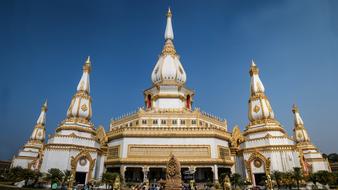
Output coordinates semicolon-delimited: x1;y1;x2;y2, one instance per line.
142;166;149;183
120;165;126;184
212;165;219;184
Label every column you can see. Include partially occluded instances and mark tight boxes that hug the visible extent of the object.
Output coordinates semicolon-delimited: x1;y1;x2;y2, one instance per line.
142;166;149;183
212;165;219;184
120;165;126;184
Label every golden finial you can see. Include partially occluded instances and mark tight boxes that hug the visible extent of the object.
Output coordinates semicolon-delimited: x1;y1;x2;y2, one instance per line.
42;99;48;111
292;104;299;113
85;56;91;64
83;56;91;73
167;7;172;17
249;59;259;76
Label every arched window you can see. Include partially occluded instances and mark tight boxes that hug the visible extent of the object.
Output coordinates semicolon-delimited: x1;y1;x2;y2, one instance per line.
147;94;152;108
186;95;191;109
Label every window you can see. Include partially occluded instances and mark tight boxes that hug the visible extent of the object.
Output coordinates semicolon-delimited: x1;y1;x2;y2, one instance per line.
219;146;231;160
161;120;167;125
153;120;158;125
136;120;139;125
199;121;203;126
172;120;177;125
142;120;147;125
129;122;133;127
180;120;185;125
192;120;197;125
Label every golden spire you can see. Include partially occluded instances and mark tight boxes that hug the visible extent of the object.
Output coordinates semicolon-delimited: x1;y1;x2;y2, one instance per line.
42;99;48;112
249;59;259;76
292;104;299;113
83;56;91;73
167;7;172;17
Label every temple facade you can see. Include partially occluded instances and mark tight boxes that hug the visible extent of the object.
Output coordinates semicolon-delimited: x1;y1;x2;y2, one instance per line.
11;8;330;186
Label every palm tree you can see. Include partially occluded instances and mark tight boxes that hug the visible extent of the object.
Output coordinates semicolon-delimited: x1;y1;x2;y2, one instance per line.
101;172;120;190
61;170;72;188
271;171;283;190
230;173;243;190
292;167;303;190
282;171;294;190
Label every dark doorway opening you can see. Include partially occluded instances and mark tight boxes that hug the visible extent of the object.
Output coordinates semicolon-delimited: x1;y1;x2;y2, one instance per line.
149;168;166;183
254;173;265;186
75;172;86;184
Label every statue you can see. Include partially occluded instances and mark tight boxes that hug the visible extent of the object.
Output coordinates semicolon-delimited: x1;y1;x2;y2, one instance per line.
165;153;182;190
265;174;273;190
113;176;121;190
223;175;231;190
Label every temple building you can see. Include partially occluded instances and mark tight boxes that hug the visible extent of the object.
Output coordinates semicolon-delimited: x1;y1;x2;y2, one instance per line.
11;8;330;186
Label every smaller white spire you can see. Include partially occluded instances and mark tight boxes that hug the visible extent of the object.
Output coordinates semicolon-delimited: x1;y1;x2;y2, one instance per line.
292;104;304;126
36;100;48;125
164;8;174;40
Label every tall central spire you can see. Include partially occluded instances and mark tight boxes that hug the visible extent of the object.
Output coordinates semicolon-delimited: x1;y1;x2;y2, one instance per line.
151;8;186;85
145;8;194;110
66;56;93;123
248;60;275;125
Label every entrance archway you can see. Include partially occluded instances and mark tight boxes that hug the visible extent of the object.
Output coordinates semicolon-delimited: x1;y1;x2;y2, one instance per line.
70;150;96;185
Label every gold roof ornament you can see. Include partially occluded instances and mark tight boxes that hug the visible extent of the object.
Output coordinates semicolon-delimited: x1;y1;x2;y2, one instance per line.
83;56;91;73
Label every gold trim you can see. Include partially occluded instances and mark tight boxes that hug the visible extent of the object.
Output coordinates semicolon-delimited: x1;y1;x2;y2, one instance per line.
70;149;96;184
245;151;271;183
107;126;231;141
239;145;296;153
127;144;212;159
56;125;96;135
105;158;234;166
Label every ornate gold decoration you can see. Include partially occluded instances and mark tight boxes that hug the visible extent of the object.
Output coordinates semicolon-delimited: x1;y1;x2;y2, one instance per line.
165;154;182;190
249;64;259;76
161;39;177;56
105;158;235;166
245;151;271;184
70;149;96;184
96;126;107;145
218;145;231;160
81;104;88;112
253;159;262;168
253;105;260;113
230;126;245;148
127;144;211;159
107;145;120;159
108;126;231;141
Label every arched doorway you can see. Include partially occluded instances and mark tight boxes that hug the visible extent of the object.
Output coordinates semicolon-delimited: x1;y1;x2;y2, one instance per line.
70;150;96;185
245;152;271;186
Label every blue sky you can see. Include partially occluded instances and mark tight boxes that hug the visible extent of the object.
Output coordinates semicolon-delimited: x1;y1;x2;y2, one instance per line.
0;0;337;160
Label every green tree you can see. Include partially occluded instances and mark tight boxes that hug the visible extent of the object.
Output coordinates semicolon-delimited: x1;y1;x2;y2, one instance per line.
101;172;120;190
281;171;294;190
61;170;72;187
316;170;335;189
230;173;243;190
271;171;283;190
44;168;64;189
292;167;303;190
306;172;319;189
